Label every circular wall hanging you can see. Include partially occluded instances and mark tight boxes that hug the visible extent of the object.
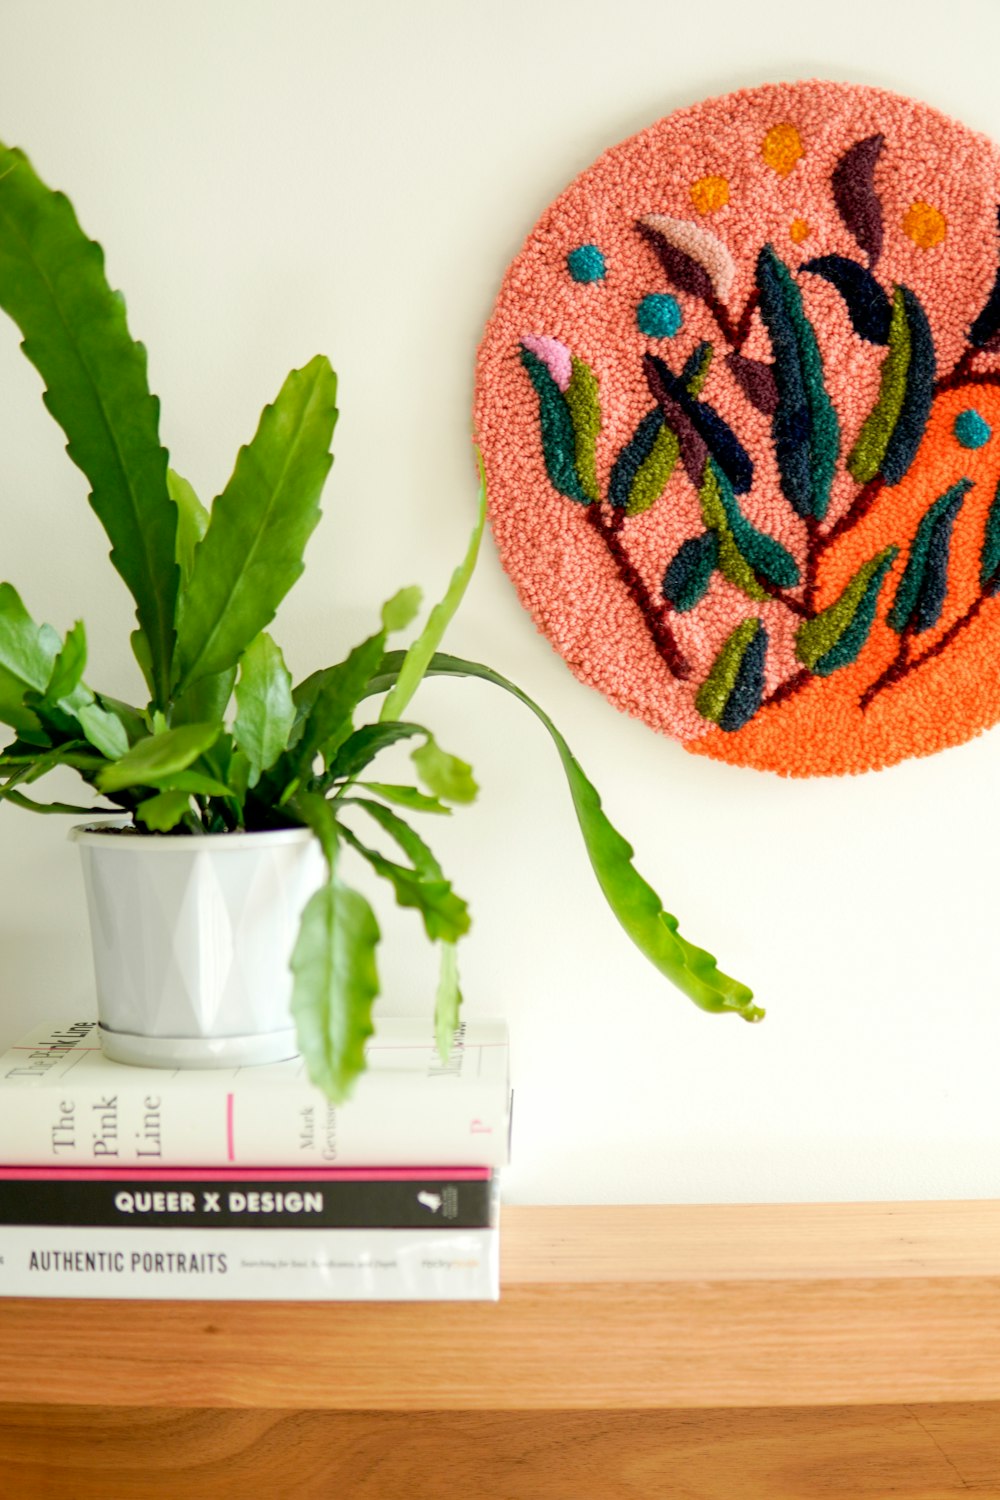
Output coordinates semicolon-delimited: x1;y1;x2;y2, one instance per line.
474;81;1000;775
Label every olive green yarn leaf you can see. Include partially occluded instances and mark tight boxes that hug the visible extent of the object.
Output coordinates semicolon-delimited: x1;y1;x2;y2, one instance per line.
338;823;470;943
366;652;761;1022
681;340;714;397
627;424;680;517
379;454;486;724
233;632;295;787
174;355;338;692
434;940;462;1061
96;721;221;793
411;735;478;804
709;460;799;590
0;145;178;707
795;546;898;674
135;789;193;832
695;619;760;725
0;583;61;733
564;356;602;503
290;876;381;1105
168;469;210;589
519;345;589;502
848;288;910;483
699;463;767;601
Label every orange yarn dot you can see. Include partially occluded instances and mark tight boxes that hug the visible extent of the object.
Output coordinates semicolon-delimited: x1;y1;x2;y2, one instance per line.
789;217;811;243
902;200;947;248
762;123;803;177
689;175;729;215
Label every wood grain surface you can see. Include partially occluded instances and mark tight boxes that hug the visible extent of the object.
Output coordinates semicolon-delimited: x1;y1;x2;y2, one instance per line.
2;1404;1000;1499
4;1203;1000;1411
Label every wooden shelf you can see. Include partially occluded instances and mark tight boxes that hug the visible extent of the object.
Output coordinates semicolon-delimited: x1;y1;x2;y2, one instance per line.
4;1200;1000;1411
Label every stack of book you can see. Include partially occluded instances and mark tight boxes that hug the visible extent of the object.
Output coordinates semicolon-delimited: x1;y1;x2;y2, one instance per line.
0;1016;510;1301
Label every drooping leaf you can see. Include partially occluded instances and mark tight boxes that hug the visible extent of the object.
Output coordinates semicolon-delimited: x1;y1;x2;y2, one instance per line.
756;245;841;520
359;782;451;815
97;721;221;793
0;145;178;706
0;583;60;733
294;632;392;773
434;941;462;1062
337;824;470;943
518;345;589;502
347;797;444;879
888;480;971;635
173;355;338;692
980;475;1000;593
365;652;762;1022
695;618;768;731
135;789;193;832
233;632;295;787
563;356;602;503
969;207;1000;349
325;721;427;783
636;216;737;303
644;355;754;495
46;620;87;704
831;134;886;267
661;532;719;613
880;288;936;487
168;469;210;588
0;788;110;815
290;876;380;1104
725;353;779;415
800;254;892;343
379;454;486;723
411;735;478;804
848;288;910;484
795;546;898;675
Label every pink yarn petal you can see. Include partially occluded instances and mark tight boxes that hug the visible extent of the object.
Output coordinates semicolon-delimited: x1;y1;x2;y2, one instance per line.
639;215;738;304
520;334;572;391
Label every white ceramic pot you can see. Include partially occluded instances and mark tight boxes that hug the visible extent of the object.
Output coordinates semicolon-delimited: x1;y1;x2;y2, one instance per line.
70;823;324;1068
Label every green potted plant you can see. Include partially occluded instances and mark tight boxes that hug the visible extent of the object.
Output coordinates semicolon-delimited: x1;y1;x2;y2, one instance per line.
0;142;762;1100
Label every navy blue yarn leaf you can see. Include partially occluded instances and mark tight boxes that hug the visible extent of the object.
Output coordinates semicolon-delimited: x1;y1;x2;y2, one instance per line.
980;475;1000;593
519;346;588;503
969;208;1000;349
802;548;899;678
680;340;713;394
713;465;800;590
756;245;840;521
645;354;753;495
888;479;972;636
662;532;718;612
831;135;885;268
719;621;768;732
608;409;662;510
881;287;937;486
800;255;892;344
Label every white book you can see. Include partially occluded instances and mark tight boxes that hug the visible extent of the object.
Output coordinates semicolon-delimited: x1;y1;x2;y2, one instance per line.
0;1018;511;1168
0;1224;500;1300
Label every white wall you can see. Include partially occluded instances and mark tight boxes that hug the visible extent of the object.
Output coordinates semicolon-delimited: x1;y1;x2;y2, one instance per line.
1;0;999;1204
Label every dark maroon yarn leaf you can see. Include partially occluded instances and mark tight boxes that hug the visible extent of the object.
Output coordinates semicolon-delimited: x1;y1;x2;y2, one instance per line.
635;221;715;304
643;354;709;486
725;352;779;415
831;134;885;268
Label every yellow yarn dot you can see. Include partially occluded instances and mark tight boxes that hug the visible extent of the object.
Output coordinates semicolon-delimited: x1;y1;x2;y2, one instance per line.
789;218;810;243
690;175;729;215
902;201;947;248
762;124;803;178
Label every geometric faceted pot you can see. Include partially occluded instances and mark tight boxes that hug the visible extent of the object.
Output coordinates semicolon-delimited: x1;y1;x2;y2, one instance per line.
70;824;324;1069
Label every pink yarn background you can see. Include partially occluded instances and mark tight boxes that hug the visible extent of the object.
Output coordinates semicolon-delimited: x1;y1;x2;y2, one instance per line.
474;81;1000;746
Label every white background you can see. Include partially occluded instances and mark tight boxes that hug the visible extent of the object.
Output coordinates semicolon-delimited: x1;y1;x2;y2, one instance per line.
1;0;998;1204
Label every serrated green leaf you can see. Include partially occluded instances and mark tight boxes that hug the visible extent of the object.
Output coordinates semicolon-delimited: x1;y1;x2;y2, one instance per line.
411;735;478;804
347;797;444;879
289;787;339;868
434;941;462;1061
0;788;109;815
379;454;486;723
366;651;760;1022
135;789;193;832
174;355;338;692
75;702;130;761
168;468;210;588
338;824;470;942
0;582;60;732
326;721;426;783
290;877;380;1104
0;145;178;705
46;621;87;703
381;586;422;634
358;781;451;815
292;631;388;773
234;633;295;787
97;722;221;793
171;667;237;729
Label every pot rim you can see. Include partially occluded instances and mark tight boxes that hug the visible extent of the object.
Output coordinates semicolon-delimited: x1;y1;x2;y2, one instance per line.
69;819;319;852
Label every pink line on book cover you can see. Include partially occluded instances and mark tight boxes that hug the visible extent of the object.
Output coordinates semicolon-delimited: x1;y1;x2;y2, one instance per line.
0;1167;492;1181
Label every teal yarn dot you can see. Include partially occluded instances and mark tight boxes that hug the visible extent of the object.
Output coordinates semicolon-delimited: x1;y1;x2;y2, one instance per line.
566;245;606;283
954;408;992;449
637;293;682;338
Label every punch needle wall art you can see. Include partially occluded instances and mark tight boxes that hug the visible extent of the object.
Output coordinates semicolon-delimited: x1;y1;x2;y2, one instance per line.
475;82;1000;775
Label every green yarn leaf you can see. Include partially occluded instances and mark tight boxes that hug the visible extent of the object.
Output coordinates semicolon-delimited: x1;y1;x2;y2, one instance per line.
695;619;760;724
627;423;680;516
681;340;714;396
564;356;602;503
699;462;766;601
0;145;178;707
519;346;589;503
848;288;910;483
887;479;971;635
795;546;898;675
363;651;762;1023
981;475;1000;593
700;459;798;596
